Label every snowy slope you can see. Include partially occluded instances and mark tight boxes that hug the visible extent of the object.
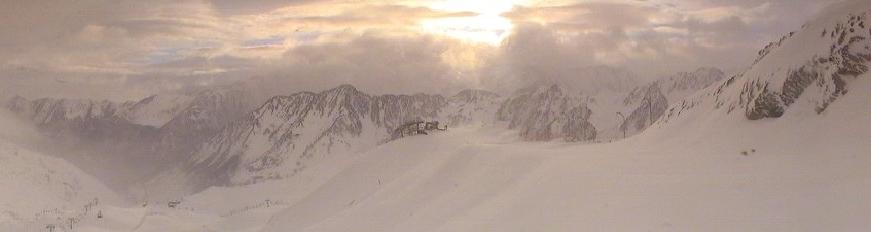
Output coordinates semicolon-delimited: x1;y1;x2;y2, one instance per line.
0;138;122;230
693;1;871;121
0;110;122;230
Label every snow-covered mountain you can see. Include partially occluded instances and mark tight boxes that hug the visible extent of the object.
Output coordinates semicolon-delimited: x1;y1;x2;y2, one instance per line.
635;67;726;104
497;84;598;142
3;97;163;188
3;67;723;196
660;1;871;125
3;96;154;141
493;66;642;142
149;85;502;196
145;70;730;194
619;84;669;137
151;88;261;166
496;67;725;141
2;1;869;231
620;68;726;136
121;94;194;128
2;87;263;191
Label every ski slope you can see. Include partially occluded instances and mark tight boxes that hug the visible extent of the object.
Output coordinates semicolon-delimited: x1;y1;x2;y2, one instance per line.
0;138;123;231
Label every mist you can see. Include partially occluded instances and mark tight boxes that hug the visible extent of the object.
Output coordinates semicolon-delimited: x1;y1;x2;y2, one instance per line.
0;108;41;145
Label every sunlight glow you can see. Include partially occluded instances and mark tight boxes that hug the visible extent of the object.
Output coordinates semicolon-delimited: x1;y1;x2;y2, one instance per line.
420;0;522;45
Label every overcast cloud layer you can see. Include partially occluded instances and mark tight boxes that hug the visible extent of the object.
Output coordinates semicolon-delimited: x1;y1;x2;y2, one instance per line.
0;0;838;100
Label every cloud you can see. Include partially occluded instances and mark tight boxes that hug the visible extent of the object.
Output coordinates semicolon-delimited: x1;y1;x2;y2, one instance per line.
0;108;42;144
494;0;835;77
0;0;841;100
247;33;474;95
208;0;324;15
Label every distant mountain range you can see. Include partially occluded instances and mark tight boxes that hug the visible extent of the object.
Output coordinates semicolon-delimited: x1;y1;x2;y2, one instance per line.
4;66;728;196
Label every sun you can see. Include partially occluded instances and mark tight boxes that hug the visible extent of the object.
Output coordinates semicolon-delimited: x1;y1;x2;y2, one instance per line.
420;0;522;45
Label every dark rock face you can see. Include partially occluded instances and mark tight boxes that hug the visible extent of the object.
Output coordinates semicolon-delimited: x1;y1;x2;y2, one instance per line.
562;106;597;142
5;85;503;195
781;67;821;106
739;12;871;120
497;84;597;142
746;86;786;120
620;84;668;134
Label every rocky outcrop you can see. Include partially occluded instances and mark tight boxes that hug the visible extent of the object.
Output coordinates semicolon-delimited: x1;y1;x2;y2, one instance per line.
733;9;871;120
620;84;669;135
497;84;597;142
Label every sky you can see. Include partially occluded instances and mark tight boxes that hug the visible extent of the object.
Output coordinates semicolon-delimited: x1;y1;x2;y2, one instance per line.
0;0;838;100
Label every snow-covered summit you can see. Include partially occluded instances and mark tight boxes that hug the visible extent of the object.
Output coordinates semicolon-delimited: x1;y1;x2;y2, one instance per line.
661;1;871;124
